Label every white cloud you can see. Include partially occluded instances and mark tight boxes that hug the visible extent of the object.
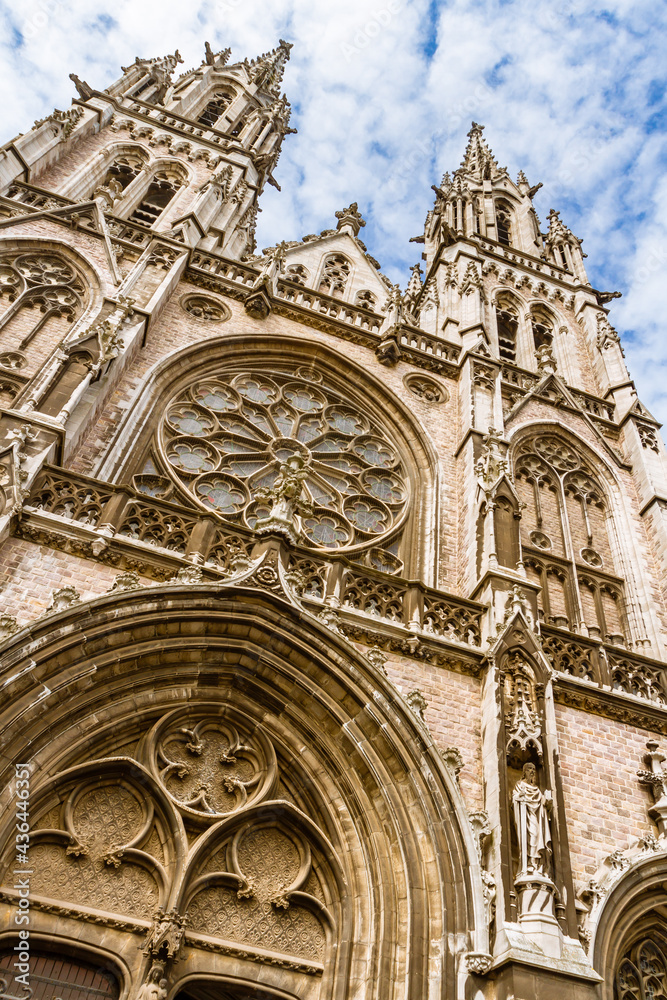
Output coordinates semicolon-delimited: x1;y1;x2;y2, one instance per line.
1;0;666;423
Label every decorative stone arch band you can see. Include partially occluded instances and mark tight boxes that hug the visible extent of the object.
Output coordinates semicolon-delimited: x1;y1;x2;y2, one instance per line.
0;583;489;1000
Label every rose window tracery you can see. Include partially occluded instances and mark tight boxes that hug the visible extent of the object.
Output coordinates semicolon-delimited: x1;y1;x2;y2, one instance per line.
158;368;409;551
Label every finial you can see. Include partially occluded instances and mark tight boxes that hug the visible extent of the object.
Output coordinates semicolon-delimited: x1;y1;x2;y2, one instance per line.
335;202;366;237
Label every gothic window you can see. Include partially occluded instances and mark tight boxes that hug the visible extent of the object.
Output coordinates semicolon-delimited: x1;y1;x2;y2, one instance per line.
196;90;233;128
355;289;377;310
531;307;554;351
128;168;183;226
496;301;519;363
496;200;513;246
92;150;148;209
616;932;667;999
0;250;87;351
229;113;249;138
318;254;351;298
143;366;409;556
514;433;625;638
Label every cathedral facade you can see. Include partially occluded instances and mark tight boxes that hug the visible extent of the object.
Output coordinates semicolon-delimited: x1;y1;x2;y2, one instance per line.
0;38;666;1000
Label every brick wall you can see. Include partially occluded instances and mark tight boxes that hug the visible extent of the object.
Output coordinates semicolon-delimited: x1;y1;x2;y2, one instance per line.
556;702;660;887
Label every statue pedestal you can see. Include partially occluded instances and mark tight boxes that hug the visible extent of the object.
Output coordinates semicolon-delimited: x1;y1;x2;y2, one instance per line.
515;873;562;958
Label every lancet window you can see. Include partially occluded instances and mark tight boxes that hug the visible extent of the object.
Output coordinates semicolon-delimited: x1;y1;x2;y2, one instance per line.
531;307;554;351
496;301;519;363
514;433;625;640
131;364;409;563
92;150;148;209
0;250;87;352
196;90;233;128
495;200;513;246
128;168;184;226
318;254;351;298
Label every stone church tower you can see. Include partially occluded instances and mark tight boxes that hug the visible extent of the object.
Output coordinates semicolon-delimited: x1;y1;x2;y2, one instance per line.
1;38;667;1000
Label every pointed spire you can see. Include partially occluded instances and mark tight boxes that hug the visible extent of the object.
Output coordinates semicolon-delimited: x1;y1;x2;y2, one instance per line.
545;208;581;248
246;39;293;95
405;262;423;302
459;122;500;180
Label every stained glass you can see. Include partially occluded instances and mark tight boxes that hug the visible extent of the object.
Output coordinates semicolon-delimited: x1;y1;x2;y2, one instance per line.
243;406;273;437
346;499;387;533
328;410;365;435
303;515;349;547
364;472;404;502
194;386;237;411
168;408;214;436
271;405;295;436
297;418;322;443
160;370;408;554
168;443;216;473
312;437;346;453
354;440;394;467
284;387;324;411
216;416;263;439
196;479;245;512
223;460;267;478
236;378;277;404
320;457;362;474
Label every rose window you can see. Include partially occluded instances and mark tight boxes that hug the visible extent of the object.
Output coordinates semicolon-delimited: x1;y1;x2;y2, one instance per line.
159;369;408;551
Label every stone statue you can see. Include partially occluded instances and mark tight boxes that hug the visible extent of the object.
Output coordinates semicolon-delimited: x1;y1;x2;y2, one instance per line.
254;455;313;544
135;963;166;1000
512;761;552;877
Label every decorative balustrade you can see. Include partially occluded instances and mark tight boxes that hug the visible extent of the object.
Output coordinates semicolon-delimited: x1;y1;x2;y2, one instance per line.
400;330;460;363
24;466;485;648
570;388;615;422
189;251;258;287
541;624;667;708
4;182;75;211
475;237;569;280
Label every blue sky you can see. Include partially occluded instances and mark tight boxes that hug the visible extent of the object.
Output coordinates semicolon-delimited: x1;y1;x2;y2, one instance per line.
1;0;666;423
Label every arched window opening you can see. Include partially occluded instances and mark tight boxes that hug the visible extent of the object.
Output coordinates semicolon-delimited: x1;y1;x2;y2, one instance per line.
531;308;554;352
285;263;309;286
229;114;248;138
197;90;233;128
355;289;377;310
319;255;351;298
496;201;513;246
497;304;519;363
513;433;625;639
128;170;182;226
93;150;147;208
0;950;119;999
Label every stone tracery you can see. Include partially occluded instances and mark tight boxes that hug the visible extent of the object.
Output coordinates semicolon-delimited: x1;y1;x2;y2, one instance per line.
155;365;409;553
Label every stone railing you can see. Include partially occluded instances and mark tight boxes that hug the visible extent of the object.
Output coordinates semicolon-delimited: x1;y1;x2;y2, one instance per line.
475;237;570;281
4;182;76;211
23;466;485;648
541;624;667;706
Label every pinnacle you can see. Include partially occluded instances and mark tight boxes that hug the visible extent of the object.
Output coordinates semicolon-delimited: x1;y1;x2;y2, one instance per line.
246;38;294;94
459;121;500;180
